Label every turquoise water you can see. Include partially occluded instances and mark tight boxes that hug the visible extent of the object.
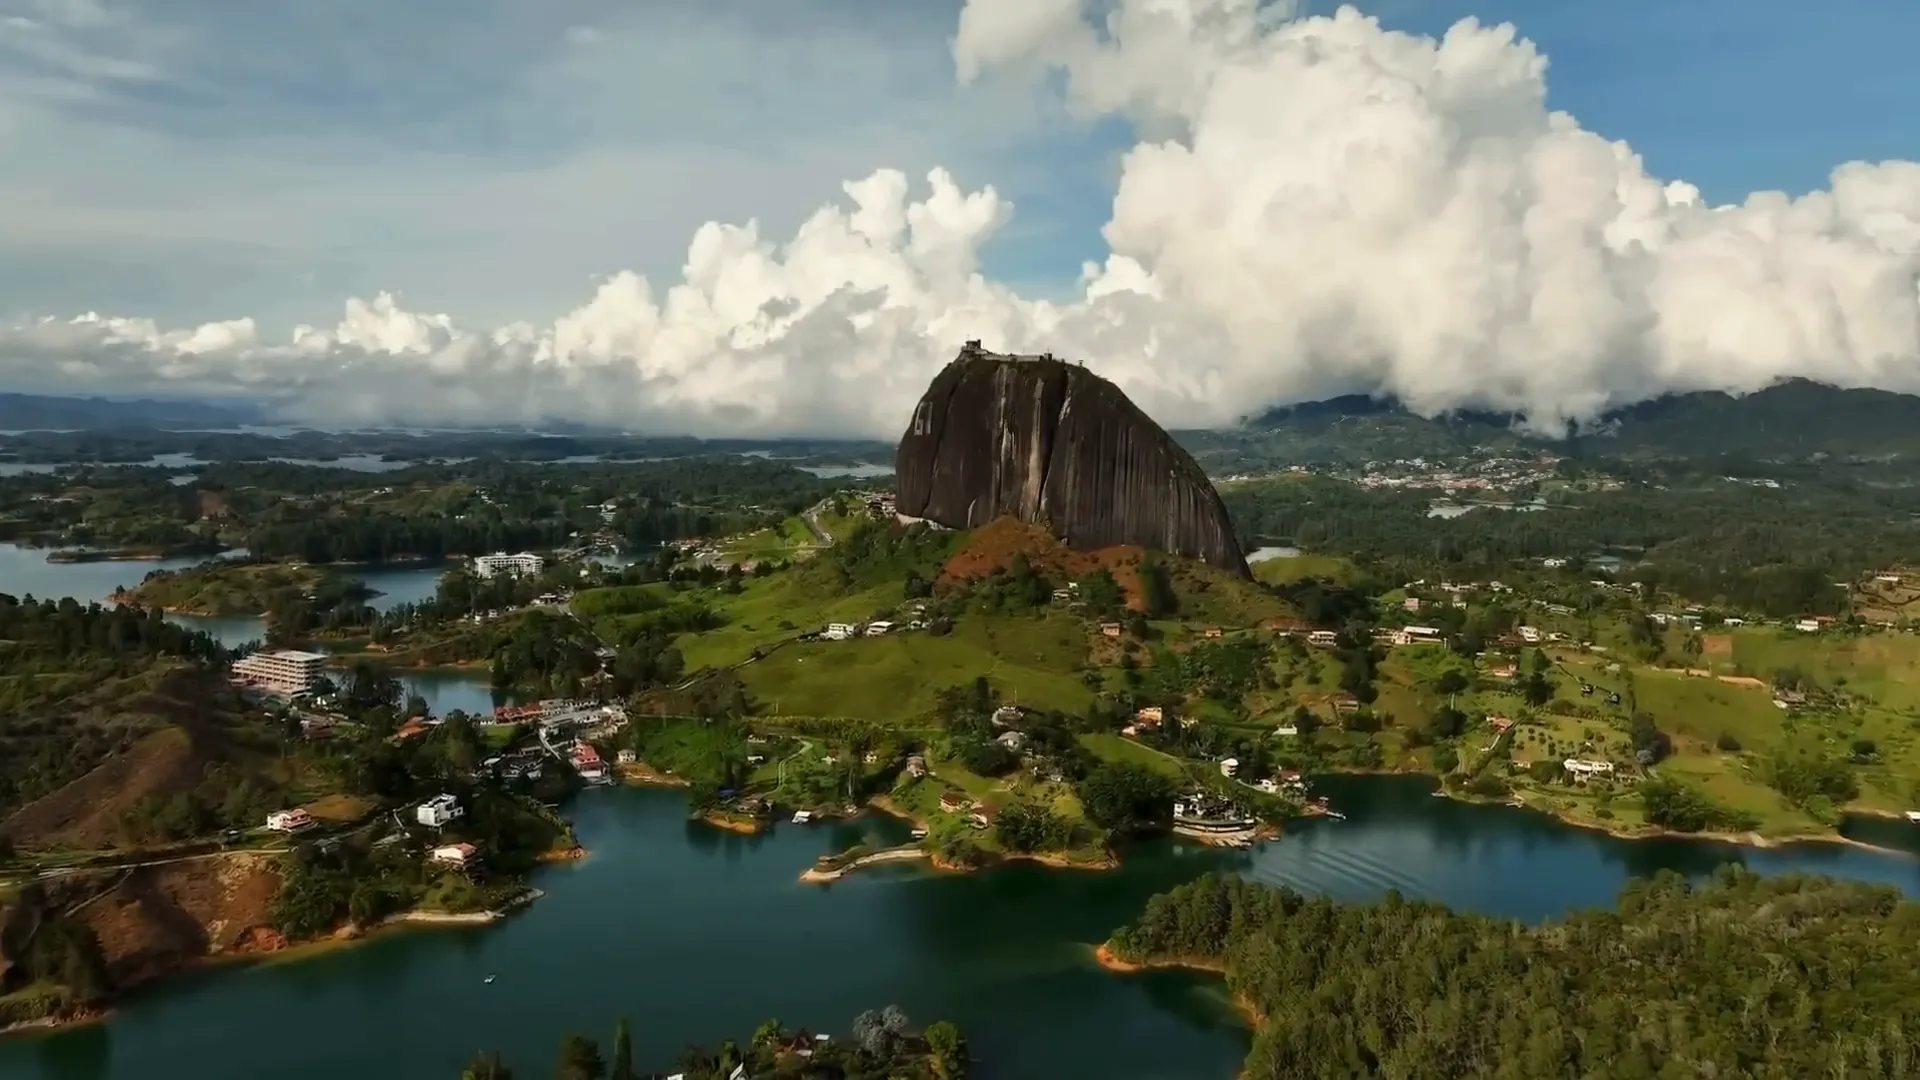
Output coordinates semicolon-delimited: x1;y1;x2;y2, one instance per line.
6;776;1919;1080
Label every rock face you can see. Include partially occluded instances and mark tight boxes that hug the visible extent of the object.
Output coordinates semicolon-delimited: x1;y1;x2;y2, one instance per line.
895;344;1250;577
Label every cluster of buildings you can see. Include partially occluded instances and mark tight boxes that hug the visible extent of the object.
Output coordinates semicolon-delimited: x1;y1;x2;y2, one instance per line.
819;609;928;640
1351;453;1561;493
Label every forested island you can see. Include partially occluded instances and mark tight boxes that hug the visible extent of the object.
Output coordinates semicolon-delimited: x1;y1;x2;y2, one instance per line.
458;1010;968;1080
1102;868;1920;1079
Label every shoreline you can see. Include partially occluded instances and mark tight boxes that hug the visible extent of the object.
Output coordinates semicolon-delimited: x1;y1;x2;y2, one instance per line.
695;809;769;835
1091;944;1263;1029
1366;771;1920;859
0;887;546;1042
801;845;930;883
619;762;691;788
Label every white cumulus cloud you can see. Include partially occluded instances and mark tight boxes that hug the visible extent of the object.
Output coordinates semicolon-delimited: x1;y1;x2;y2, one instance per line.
7;0;1920;437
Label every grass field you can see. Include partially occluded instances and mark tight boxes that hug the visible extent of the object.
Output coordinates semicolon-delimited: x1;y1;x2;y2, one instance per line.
673;576;905;671
1251;552;1361;587
1077;732;1186;777
717;516;821;561
1727;628;1920;713
741;614;1096;722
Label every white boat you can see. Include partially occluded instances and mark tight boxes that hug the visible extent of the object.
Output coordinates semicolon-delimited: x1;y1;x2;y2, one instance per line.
1904;811;1920;824
791;810;813;824
909;827;928;839
484;974;496;985
1324;811;1347;821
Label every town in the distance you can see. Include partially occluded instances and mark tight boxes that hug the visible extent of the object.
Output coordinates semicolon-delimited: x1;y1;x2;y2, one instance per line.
4;345;1920;1078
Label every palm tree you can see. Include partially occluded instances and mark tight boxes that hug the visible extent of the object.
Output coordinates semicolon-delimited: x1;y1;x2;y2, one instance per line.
610;1018;634;1080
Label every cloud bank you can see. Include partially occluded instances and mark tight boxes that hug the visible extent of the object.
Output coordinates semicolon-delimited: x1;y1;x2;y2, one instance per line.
7;0;1920;437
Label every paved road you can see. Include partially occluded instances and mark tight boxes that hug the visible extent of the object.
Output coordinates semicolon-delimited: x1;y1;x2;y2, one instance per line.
19;844;288;883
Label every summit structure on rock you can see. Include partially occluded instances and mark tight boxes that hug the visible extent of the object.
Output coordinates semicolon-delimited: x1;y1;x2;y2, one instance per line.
894;343;1250;578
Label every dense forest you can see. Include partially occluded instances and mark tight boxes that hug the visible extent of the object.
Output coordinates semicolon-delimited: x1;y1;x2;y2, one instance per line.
1221;475;1917;615
0;457;856;561
1107;868;1920;1080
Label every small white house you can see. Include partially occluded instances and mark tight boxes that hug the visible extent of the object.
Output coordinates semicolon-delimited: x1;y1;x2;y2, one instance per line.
1517;626;1542;643
431;843;477;868
1219;757;1240;778
824;622;859;641
864;621;894;636
996;731;1027;752
1795;618;1822;633
416;794;463;829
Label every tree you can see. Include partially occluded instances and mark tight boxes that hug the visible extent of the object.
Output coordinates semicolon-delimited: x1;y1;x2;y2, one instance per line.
610;1019;634;1080
925;1020;967;1079
1139;555;1178;618
553;1033;606;1080
751;1018;785;1051
1075;761;1177;830
461;1052;515;1080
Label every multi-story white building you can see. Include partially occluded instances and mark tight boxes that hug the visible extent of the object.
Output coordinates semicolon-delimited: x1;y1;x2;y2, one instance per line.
471;552;545;579
232;649;329;695
416;794;463;828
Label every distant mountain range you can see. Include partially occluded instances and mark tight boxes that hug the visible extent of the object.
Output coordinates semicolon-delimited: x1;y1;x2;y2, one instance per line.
0;393;263;430
5;378;1919;464
1181;380;1920;466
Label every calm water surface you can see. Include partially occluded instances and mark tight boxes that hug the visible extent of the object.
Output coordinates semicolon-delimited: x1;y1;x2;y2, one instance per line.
7;777;1920;1080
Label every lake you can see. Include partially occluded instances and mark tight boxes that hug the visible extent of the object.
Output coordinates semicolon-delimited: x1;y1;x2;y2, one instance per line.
0;542;470;662
7;774;1920;1080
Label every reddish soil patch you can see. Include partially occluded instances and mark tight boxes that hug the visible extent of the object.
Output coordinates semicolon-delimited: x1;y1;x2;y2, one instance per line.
937;516;1148;608
79;852;283;989
1703;634;1734;659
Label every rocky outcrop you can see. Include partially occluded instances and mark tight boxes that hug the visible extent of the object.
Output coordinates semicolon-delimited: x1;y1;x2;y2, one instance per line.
895;344;1249;577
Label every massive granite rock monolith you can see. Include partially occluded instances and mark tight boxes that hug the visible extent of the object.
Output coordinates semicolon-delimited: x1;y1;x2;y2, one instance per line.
895;343;1250;578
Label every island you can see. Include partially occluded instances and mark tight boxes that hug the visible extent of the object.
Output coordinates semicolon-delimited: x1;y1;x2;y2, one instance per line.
458;1009;968;1079
1098;868;1920;1079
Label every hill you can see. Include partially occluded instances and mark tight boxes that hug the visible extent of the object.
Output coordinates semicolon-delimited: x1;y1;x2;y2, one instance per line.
895;343;1249;576
1199;379;1920;466
0;393;260;431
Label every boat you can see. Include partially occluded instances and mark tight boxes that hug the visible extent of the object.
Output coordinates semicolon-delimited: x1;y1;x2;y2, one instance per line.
1430;790;1448;798
909;827;928;839
1323;810;1347;821
484;975;496;985
791;810;813;824
1904;811;1920;824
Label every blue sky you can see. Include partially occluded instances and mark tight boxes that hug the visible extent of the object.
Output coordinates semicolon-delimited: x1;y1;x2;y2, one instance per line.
1;0;1915;334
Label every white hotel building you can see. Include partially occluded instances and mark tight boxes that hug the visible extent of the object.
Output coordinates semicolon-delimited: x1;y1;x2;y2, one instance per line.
471;552;545;579
232;649;329;695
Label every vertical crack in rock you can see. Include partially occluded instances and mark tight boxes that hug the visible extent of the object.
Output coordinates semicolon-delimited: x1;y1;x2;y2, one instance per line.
894;343;1250;578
